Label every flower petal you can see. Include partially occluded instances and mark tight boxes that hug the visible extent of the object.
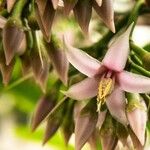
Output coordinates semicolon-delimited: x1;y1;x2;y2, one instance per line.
96;110;107;129
106;87;128;125
102;23;133;72
127;97;147;146
62;77;99;100
7;0;16;13
93;0;115;33
118;71;150;93
95;0;102;6
0;16;6;28
51;0;59;9
64;36;101;77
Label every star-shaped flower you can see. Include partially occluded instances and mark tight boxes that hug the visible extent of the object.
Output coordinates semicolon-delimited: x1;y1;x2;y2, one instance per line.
63;23;150;125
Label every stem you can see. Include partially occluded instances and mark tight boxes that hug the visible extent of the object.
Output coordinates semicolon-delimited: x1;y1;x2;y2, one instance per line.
127;0;144;27
130;41;147;58
3;73;33;92
130;51;142;66
128;58;150;77
11;0;28;18
141;94;150;110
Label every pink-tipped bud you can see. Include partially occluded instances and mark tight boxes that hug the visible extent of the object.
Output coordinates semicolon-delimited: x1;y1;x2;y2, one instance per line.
127;93;147;146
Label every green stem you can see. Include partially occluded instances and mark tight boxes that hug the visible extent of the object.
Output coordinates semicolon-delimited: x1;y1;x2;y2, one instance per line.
128;58;150;77
3;73;33;92
11;0;28;18
130;41;147;58
127;0;144;26
23;19;33;50
82;14;129;57
130;51;142;66
141;94;150;110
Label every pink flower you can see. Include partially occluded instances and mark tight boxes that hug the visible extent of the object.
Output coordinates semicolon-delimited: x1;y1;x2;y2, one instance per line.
63;23;150;125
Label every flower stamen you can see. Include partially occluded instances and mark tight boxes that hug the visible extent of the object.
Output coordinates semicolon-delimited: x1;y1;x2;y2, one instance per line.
97;77;113;112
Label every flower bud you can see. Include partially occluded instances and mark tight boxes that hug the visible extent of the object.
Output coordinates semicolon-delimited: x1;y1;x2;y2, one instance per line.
31;92;57;131
75;100;98;150
44;35;69;85
35;0;56;42
73;0;92;35
43;99;68;145
116;122;128;146
3;18;25;65
0;50;14;85
62;101;75;145
63;0;78;16
100;114;118;150
127;93;147;146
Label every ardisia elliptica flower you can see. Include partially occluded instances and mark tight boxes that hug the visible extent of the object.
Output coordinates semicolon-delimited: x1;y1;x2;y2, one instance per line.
63;23;150;126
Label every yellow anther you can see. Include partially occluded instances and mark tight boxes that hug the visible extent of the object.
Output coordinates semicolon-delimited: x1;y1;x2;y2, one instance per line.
97;78;113;112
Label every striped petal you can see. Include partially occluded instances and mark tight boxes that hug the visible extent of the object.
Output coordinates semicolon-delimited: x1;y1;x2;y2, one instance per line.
93;0;115;33
102;23;133;72
62;77;99;100
64;36;101;77
118;71;150;93
106;87;128;125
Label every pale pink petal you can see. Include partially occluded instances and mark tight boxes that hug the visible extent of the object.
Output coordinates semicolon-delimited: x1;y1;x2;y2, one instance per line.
118;71;150;93
96;110;107;129
51;0;59;9
106;87;128;125
93;0;115;33
103;23;133;72
127;98;147;146
0;16;6;28
62;77;99;100
95;0;102;6
64;36;101;77
7;0;16;13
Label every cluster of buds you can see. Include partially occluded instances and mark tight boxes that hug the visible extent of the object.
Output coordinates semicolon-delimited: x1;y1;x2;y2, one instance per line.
0;0;150;150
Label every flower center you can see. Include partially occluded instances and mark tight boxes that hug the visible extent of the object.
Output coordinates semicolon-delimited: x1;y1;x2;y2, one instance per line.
97;72;114;112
